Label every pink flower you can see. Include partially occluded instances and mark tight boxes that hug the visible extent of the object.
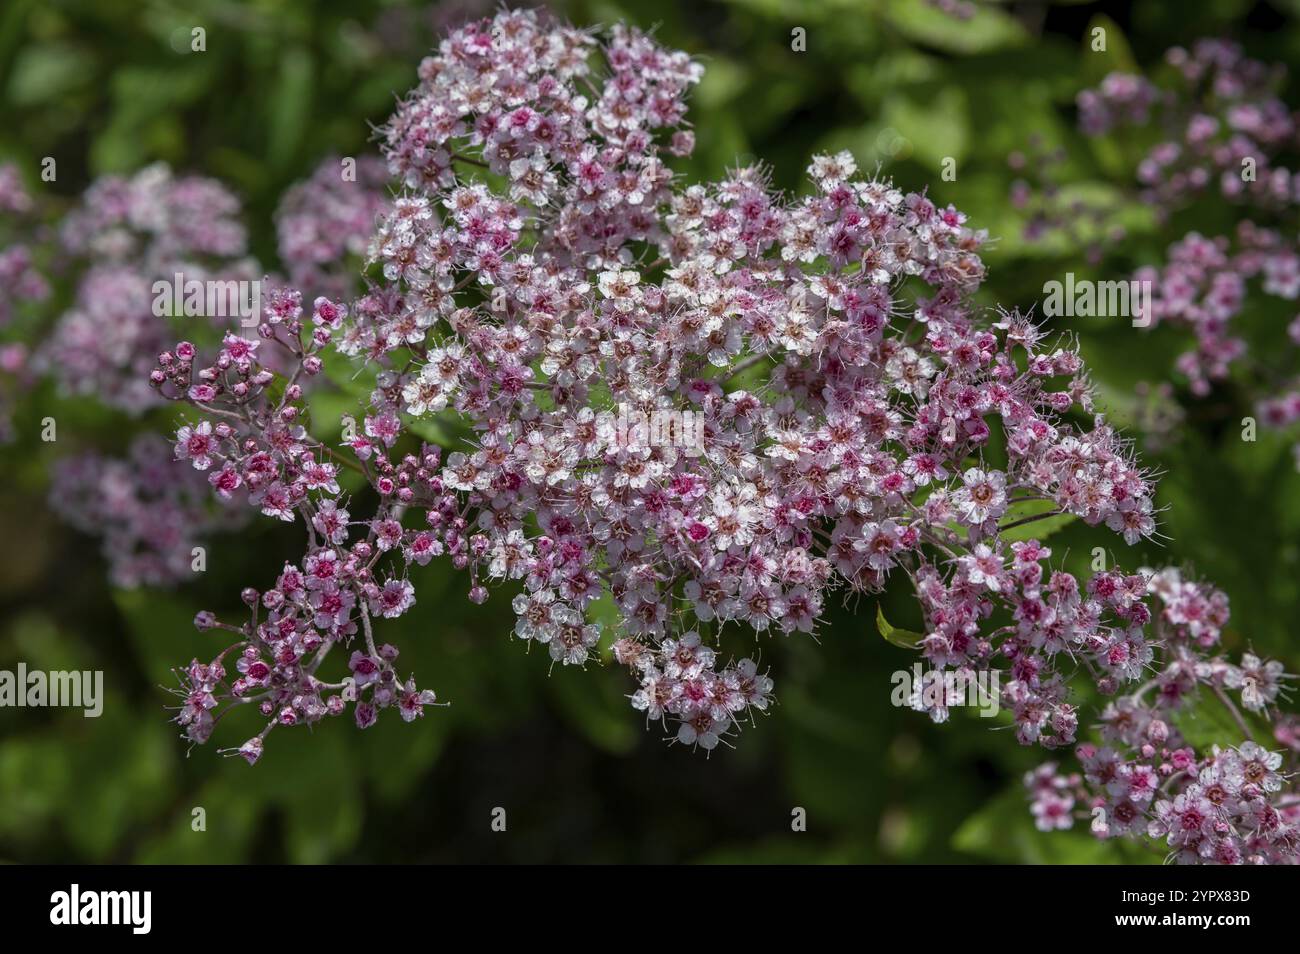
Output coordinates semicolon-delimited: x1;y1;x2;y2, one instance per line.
174;421;217;470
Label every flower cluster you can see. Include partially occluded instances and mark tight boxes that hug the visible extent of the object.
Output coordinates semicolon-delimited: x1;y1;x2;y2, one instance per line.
1027;40;1300;466
1025;568;1298;865
1134;224;1300;400
153;289;449;758
907;542;1154;745
322;8;1154;751
143;18;1295;843
49;434;246;588
150;10;1175;760
275;155;391;299
1078;41;1297;213
39;163;258;413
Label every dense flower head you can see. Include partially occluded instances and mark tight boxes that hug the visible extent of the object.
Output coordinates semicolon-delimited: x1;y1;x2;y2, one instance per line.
275;155;392;299
37;164;259;414
150;9;1172;761
1024;40;1300;469
1025;568;1299;865
50;435;246;588
306;8;1155;751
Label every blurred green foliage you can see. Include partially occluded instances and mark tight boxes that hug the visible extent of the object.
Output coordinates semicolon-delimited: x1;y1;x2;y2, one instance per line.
2;0;1299;864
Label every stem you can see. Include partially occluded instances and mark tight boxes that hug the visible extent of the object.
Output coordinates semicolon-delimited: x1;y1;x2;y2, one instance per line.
359;601;380;659
1211;684;1254;743
451;152;489;169
722;352;773;383
997;508;1064;534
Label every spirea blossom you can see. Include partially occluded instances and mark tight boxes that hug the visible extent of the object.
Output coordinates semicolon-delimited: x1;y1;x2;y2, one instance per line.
1031;40;1300;467
275;155;392;299
157;10;1170;761
1025;568;1299;865
50;435;247;588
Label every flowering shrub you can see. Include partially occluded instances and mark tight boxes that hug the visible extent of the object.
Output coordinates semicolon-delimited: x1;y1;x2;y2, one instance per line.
1027;40;1300;468
5;7;1294;865
1026;568;1299;865
41;164;258;414
156;9;1178;766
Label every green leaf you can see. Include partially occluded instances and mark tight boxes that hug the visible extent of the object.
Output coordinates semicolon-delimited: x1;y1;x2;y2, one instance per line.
266;46;314;172
876;603;924;649
1173;693;1264;751
883;0;1029;55
1081;14;1140;85
998;499;1078;542
953;783;1141;863
880;86;969;168
7;43;87;106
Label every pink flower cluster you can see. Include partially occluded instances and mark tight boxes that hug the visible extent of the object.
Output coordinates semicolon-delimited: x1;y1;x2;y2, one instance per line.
909;541;1155;745
153;291;447;759
323;9;1154;752
0;7;1286;866
275;155;391;299
50;435;246;588
39;164;258;414
1079;41;1298;213
1026;568;1298;865
1024;40;1300;468
1134;224;1300;400
149;9;1179;761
